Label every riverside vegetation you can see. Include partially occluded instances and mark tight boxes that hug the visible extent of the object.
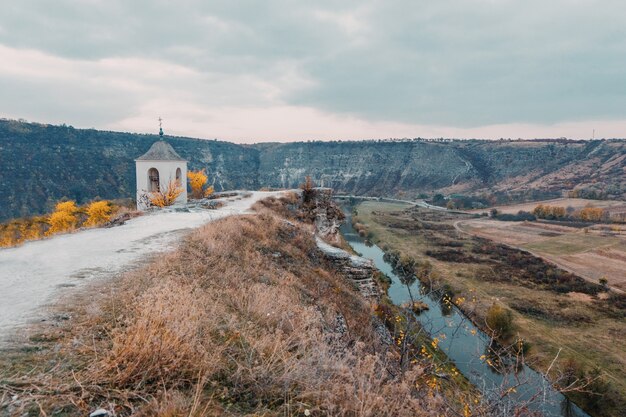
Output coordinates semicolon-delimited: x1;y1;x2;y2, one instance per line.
1;193;487;417
351;201;626;417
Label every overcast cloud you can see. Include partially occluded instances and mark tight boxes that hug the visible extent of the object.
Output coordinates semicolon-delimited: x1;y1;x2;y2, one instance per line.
0;0;625;141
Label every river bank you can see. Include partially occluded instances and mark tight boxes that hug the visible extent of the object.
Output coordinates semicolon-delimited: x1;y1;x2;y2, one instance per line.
347;200;624;417
339;202;593;416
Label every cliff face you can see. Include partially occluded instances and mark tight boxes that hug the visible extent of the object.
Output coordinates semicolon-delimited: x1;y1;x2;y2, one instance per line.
0;119;624;221
448;140;625;199
255;141;475;195
256;140;625;200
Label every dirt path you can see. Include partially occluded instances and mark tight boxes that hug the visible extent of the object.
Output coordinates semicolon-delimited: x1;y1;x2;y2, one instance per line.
0;191;284;341
453;219;624;294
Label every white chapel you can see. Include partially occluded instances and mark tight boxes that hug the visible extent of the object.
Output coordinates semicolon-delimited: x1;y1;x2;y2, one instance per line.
135;122;188;209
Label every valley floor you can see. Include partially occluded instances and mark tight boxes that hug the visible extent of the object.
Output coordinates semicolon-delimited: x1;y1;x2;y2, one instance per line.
352;201;626;417
0;191;282;344
454;218;626;292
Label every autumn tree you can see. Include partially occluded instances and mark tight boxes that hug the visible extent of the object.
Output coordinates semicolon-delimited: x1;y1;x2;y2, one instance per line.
149;180;184;207
532;204;546;218
187;169;208;199
551;206;566;219
85;200;112;226
578;207;605;222
533;204;566;220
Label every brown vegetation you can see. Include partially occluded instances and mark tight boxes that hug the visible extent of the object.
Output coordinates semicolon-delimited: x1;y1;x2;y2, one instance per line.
1;205;451;416
457;218;626;291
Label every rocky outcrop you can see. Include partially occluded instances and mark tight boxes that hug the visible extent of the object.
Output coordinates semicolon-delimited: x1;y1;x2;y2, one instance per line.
310;187;345;245
315;237;379;299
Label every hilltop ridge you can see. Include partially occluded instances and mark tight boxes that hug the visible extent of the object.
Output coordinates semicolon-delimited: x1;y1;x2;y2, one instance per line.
0;119;624;221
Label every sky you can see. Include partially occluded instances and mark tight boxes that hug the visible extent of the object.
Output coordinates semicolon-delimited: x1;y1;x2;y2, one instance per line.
0;0;625;142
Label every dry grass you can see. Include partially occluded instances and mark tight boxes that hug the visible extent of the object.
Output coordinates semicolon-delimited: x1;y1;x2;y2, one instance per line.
457;218;626;290
1;206;443;416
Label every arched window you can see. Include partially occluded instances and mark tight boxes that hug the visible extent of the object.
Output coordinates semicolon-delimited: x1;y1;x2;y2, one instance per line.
175;167;182;185
148;168;160;192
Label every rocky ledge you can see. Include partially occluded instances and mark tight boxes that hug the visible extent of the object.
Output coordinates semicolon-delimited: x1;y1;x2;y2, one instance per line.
315;237;379;299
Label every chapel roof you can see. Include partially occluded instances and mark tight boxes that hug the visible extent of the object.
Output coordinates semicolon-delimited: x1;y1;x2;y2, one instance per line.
135;140;187;162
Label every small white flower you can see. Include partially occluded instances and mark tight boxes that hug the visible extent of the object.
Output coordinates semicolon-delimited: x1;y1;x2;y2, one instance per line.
304;409;311;416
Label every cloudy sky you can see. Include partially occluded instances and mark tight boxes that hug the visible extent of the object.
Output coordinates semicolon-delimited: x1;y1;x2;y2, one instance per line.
1;0;625;142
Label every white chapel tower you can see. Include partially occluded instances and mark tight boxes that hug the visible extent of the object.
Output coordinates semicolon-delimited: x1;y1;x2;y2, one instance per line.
135;120;188;209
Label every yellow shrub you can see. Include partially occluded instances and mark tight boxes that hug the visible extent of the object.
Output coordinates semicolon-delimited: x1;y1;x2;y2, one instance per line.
0;224;17;247
0;217;47;247
55;201;78;214
149;180;184;207
204;185;214;198
47;210;78;235
46;200;79;236
19;221;44;241
85;201;112;227
187;169;208;199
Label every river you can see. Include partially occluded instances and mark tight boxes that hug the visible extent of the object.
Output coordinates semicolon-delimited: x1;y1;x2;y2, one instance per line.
339;206;589;417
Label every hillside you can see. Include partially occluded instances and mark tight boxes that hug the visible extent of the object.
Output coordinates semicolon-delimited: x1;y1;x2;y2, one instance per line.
0;196;451;416
1;119;624;221
0;120;259;220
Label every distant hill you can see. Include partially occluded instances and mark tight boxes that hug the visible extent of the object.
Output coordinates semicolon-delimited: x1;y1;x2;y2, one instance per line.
0;119;624;221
